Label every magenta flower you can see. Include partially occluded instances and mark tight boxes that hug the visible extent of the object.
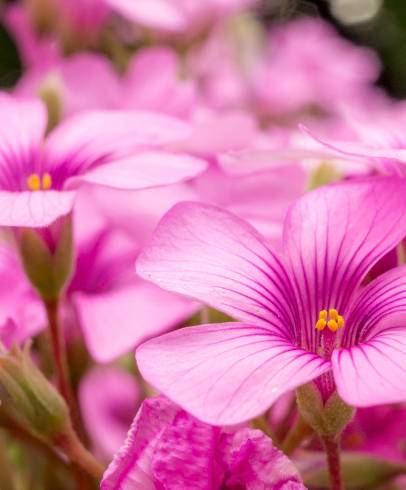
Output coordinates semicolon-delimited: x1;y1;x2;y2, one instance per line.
343;404;406;463
136;177;406;425
0;93;205;228
101;396;305;490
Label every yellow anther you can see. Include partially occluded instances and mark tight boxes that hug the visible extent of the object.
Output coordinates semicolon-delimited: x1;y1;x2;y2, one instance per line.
27;174;41;191
319;309;328;320
27;173;52;191
329;308;339;321
42;173;52;190
315;319;327;331
315;308;344;332
327;319;339;332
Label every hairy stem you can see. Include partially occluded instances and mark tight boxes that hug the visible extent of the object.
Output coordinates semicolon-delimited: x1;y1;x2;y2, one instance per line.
323;436;343;490
281;414;313;455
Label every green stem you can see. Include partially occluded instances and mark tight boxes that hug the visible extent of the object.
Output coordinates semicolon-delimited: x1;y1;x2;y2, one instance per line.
323;436;343;490
281;414;313;455
54;426;105;481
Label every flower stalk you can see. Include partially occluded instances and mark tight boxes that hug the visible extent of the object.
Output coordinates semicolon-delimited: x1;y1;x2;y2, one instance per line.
45;298;82;436
322;436;343;490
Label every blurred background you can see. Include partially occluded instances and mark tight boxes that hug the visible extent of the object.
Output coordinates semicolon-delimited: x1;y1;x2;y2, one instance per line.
1;0;405;97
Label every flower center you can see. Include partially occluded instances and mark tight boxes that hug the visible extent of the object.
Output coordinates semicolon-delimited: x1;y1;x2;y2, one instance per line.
315;308;344;332
26;173;52;191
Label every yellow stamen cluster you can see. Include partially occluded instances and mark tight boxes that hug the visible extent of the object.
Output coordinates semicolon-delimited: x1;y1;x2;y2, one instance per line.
315;308;344;332
27;173;52;191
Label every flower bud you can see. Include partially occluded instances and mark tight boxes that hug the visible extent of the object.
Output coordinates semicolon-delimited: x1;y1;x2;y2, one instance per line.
18;214;74;301
296;382;355;439
0;343;69;440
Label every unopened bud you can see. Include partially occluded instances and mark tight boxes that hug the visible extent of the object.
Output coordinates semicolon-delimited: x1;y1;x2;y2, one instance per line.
18;214;74;301
0;343;69;440
296;382;355;439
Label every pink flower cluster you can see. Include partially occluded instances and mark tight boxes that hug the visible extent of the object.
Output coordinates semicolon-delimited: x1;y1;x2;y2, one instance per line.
0;0;405;489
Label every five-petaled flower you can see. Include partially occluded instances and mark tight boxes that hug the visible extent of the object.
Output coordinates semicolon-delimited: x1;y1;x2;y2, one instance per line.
0;93;206;228
136;177;406;425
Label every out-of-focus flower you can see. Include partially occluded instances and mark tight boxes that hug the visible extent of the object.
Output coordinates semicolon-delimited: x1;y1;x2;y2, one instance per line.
0;191;197;362
0;93;205;228
301;104;406;177
136;178;406;425
343;404;406;464
105;0;257;35
79;366;141;461
121;47;196;118
0;244;45;347
101;395;305;489
253;18;381;119
66;192;197;362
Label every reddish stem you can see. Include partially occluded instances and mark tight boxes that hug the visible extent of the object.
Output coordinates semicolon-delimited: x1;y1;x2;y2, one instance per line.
45;299;82;435
323;436;343;490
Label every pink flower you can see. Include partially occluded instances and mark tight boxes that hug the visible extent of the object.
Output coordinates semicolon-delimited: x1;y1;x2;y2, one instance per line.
15;52;122;117
105;0;257;34
0;244;45;347
79;366;141;461
136;177;406;425
253;18;381;118
67;192;197;362
0;187;197;361
121;47;196;118
301;104;406;176
101;396;305;489
342;404;406;464
0;93;205;228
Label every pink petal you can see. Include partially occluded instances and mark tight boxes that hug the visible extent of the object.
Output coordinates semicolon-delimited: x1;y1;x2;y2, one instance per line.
44;110;194;177
332;329;406;407
74;281;197;363
70;151;207;191
0;190;75;227
219;427;305;488
136;323;330;425
79;366;141;461
284;177;406;344
105;0;187;32
301;124;406;163
345;264;406;345
0;94;46;179
151;409;218;489
100;397;180;490
136;202;295;333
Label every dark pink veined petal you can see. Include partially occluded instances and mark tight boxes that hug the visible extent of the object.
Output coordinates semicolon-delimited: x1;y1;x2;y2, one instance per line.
74;281;198;363
284;177;406;350
151;409;218;489
332;329;406;407
0;94;46;188
0;190;75;227
101;397;178;490
219;427;306;489
345;264;406;346
44;110;193;183
136;323;330;425
68;151;207;191
136;202;297;336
